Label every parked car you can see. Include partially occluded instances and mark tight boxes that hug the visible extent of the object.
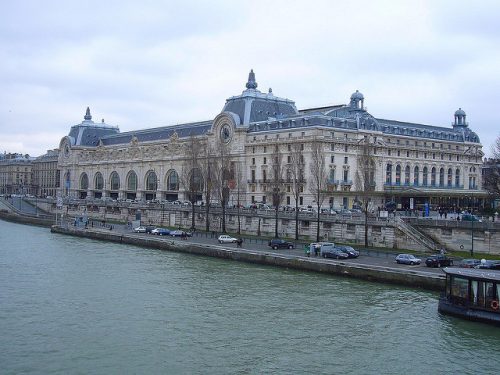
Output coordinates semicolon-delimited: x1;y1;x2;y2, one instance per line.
169;230;192;237
395;254;422;265
152;228;170;236
425;254;454;267
268;238;294;250
458;259;481;268
461;214;482;222
134;226;147;233
336;245;360;258
217;234;238;244
144;226;155;234
474;260;500;270
321;246;349;259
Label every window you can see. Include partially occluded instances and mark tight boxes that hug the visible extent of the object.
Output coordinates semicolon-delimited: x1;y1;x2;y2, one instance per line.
287;156;291;163
94;172;104;190
404;165;410;185
251;170;256;182
423;167;428;185
413;166;419;186
439;168;444;187
146;171;158;191
431;167;436;186
344;145;348;152
395;165;401;185
406;151;410;157
262;170;267;182
80;173;89;190
330;155;335;163
397;150;400;157
300;144;304;151
288;144;291;151
455;169;460;187
127;171;138;191
343;169;349;182
252;158;255;165
447;168;452;187
110;172;120;190
252;147;255;153
166;170;178;191
388;150;391;156
386;164;392;184
263;157;267;165
331;144;335;151
263;146;267;153
344;157;348;164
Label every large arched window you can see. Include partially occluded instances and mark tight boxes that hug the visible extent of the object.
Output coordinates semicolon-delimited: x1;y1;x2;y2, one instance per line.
413;166;419;186
94;172;104;190
423;167;428;186
80;173;89;190
127;171;138;191
386;164;392;184
166;170;179;191
395;165;401;185
447;168;453;187
431;167;436;186
455;169;460;187
145;171;158;191
404;165;410;185
110;171;120;191
439;168;444;187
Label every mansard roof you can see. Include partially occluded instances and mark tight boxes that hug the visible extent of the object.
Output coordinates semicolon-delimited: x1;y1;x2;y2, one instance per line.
100;120;212;146
68;108;120;147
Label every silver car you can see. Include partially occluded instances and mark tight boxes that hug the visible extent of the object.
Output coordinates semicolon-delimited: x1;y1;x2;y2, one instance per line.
395;254;421;265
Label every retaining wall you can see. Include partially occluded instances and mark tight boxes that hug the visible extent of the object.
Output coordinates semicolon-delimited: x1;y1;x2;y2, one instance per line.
50;225;445;291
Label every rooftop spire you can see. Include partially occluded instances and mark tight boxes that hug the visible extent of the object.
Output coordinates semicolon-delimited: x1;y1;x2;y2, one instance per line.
84;107;92;121
246;69;258;90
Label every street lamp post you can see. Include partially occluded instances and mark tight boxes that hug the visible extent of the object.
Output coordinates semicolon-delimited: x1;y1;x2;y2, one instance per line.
471;218;474;257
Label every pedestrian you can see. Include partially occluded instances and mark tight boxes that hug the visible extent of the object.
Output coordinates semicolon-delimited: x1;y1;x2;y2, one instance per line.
304;244;311;257
444;211;448;219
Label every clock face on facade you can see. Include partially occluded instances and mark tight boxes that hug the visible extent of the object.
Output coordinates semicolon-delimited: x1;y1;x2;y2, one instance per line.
220;124;232;143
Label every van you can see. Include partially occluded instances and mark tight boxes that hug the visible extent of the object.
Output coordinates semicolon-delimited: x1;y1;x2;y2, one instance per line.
309;242;336;256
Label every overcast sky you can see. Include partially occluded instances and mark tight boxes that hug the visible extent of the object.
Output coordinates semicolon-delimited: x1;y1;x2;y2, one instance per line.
1;0;499;157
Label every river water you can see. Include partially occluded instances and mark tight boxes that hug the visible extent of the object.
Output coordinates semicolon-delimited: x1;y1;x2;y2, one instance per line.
1;220;499;374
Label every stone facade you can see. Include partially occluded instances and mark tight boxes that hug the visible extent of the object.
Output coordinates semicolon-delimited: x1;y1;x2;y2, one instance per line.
57;70;487;214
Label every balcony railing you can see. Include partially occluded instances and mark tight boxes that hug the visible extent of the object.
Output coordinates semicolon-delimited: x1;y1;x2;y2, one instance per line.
384;182;465;189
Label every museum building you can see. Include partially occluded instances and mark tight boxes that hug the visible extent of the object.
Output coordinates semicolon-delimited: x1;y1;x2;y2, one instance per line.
57;70;486;211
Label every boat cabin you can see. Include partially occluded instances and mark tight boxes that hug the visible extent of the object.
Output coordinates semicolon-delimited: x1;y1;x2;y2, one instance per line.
440;267;500;325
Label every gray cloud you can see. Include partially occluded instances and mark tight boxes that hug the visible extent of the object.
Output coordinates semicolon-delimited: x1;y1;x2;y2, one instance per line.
0;0;498;157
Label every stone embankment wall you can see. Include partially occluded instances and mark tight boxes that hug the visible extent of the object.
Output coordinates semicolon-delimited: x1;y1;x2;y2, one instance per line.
50;225;444;291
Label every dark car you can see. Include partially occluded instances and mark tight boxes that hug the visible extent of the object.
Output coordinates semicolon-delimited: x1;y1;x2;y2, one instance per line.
425;254;454;268
322;247;349;259
268;239;294;250
145;226;155;234
474;260;500;270
458;259;481;268
336;245;360;258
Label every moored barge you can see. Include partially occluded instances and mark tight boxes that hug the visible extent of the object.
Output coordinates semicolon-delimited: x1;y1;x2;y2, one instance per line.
439;267;500;325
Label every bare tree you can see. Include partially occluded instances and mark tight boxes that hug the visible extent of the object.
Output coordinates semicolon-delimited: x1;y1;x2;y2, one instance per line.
309;138;328;242
484;136;500;200
233;160;246;234
212;139;232;232
355;135;377;247
266;143;286;238
289;142;306;240
180;135;203;230
199;144;215;232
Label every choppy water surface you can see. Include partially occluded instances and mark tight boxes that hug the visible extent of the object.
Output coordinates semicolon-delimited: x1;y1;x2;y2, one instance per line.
1;220;499;374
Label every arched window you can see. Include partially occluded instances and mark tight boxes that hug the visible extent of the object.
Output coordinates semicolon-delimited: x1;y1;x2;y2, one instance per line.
386;164;392;184
110;172;120;191
423;167;428;186
404;165;410;185
447;168;453;187
431;167;436;186
94;172;104;190
127;171;138;191
455;169;460;187
166;170;179;191
395;165;401;185
145;171;158;191
80;173;89;190
439;168;444;187
413;166;419;186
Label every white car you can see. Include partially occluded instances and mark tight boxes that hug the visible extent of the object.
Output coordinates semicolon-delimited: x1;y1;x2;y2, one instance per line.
134;226;147;233
218;234;238;244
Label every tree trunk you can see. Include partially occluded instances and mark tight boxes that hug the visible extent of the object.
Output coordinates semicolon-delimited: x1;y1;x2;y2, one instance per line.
316;203;321;242
275;207;279;238
364;201;369;247
191;203;195;230
295;200;299;240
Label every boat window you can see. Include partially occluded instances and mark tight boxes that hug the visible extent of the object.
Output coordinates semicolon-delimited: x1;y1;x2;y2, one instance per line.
470;281;486;307
450;277;469;305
